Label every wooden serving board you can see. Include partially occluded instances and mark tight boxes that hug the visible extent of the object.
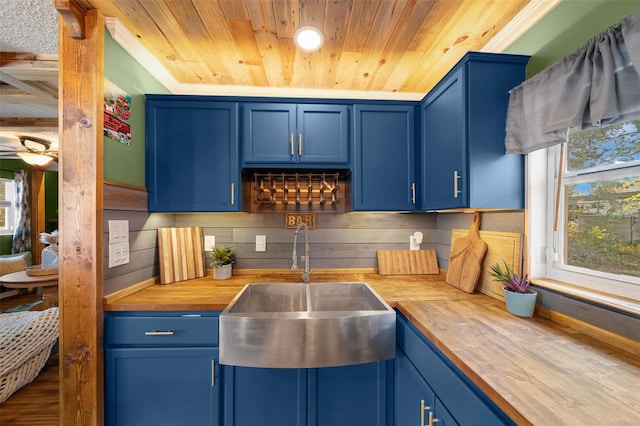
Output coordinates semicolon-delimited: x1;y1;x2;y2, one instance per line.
445;212;487;293
377;250;439;275
449;228;522;299
158;227;206;284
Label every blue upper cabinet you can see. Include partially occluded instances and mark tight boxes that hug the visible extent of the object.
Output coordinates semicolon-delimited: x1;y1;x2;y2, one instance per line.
242;103;349;167
421;52;529;210
146;96;240;212
353;104;417;211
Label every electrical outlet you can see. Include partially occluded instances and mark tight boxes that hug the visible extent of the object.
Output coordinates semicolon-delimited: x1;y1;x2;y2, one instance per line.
108;242;129;268
256;235;266;252
204;235;216;250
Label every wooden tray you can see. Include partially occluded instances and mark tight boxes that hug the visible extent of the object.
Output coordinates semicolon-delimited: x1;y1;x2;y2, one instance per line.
25;265;58;277
377;250;439;275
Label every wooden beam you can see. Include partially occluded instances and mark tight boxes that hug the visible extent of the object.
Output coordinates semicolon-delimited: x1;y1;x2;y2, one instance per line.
58;6;104;426
55;0;87;40
29;169;46;265
0;52;59;81
0;86;54;105
0;71;58;104
0;117;58;129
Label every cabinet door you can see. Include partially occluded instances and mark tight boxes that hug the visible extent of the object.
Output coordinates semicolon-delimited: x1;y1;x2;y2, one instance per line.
146;99;239;212
222;366;306;426
242;103;297;164
297;104;349;164
309;360;392;426
396;348;438;426
353;104;416;211
421;67;466;210
105;347;220;426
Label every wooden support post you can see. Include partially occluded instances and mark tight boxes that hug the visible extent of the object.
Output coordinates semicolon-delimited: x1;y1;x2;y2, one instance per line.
57;6;104;426
29;168;45;265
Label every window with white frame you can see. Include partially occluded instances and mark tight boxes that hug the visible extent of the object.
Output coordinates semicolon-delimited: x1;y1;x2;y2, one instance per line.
0;178;17;236
532;117;640;301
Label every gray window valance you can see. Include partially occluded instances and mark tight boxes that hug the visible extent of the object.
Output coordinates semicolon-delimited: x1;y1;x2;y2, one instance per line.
505;10;640;154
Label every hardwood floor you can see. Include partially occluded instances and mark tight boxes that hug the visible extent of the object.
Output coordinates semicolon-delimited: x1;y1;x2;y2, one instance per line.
0;293;60;425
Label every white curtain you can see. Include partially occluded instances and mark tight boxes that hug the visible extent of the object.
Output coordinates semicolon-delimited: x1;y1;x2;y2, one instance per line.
505;10;640;154
11;170;31;254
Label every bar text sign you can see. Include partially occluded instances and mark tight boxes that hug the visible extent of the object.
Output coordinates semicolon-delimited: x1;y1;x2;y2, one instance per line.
285;213;316;229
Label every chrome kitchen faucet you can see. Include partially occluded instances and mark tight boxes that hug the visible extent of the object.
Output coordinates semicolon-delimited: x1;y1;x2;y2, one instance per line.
291;222;313;282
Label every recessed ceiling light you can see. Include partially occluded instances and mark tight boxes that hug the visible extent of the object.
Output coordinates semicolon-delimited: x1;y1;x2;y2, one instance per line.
294;26;324;52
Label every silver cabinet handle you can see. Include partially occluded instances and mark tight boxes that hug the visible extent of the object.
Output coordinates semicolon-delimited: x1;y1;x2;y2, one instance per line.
144;330;174;336
453;170;461;198
211;359;216;386
231;183;235;205
298;134;303;156
290;133;295;156
411;182;416;204
421;400;430;426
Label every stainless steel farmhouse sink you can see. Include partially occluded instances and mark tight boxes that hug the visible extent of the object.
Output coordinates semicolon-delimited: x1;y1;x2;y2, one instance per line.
220;282;396;368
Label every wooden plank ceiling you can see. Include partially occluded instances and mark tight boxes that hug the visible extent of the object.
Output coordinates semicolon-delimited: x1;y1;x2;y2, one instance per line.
88;0;531;95
0;0;535;144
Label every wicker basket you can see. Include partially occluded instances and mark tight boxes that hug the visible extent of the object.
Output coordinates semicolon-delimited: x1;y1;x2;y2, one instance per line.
0;307;59;402
25;265;58;277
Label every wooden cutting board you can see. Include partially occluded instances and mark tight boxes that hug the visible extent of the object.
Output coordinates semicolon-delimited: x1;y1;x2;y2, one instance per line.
158;227;206;284
450;228;522;300
377;250;439;275
445;212;488;293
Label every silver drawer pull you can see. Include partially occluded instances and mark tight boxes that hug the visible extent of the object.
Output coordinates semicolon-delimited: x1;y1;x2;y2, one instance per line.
144;330;175;336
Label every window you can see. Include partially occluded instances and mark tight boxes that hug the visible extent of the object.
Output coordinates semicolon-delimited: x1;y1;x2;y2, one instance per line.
530;117;640;301
0;178;17;236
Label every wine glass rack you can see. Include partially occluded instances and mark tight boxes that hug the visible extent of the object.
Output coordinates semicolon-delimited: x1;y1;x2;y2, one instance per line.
250;172;346;212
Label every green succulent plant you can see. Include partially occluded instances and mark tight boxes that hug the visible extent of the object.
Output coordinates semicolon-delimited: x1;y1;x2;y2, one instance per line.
488;261;532;294
209;246;236;268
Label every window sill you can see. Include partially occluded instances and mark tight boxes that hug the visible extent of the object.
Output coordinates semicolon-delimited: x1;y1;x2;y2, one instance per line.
531;278;640;316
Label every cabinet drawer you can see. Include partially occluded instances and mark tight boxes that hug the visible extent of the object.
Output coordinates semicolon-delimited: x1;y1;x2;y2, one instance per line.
106;314;219;347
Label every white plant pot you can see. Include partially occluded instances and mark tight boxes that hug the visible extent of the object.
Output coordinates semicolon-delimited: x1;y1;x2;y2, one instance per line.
213;264;232;280
503;288;537;317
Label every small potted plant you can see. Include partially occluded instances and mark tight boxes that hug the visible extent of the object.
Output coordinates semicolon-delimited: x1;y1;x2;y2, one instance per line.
210;246;236;280
489;261;537;317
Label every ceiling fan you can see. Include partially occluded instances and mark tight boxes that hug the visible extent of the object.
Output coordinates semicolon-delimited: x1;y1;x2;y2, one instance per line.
0;135;59;169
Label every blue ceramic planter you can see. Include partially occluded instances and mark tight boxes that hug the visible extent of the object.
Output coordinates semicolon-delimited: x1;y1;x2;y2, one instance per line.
503;288;537;317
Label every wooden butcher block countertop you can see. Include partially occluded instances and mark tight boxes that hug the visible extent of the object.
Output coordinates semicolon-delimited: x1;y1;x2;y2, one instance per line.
105;271;640;425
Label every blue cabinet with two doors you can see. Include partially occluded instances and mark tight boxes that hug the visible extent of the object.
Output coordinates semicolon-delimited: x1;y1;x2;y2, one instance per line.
223;359;392;426
241;103;350;167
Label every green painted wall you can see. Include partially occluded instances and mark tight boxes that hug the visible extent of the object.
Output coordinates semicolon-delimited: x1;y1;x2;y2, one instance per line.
505;0;640;77
103;28;169;187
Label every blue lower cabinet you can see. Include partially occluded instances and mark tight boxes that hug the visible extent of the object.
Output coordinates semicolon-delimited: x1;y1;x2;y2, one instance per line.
309;361;392;426
396;347;457;426
222;366;307;426
105;347;220;426
396;313;514;426
104;311;221;426
222;361;391;426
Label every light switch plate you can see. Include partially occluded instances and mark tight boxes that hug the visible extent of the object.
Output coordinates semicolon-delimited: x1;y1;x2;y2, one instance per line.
108;220;129;244
256;235;266;252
